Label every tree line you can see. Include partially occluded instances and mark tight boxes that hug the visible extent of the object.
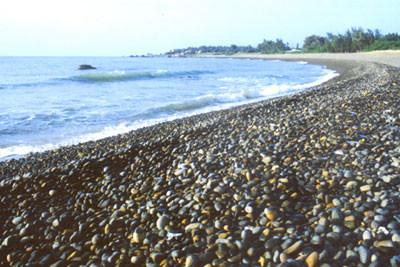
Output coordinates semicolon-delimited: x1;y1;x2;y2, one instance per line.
303;27;400;53
164;45;259;57
163;27;400;56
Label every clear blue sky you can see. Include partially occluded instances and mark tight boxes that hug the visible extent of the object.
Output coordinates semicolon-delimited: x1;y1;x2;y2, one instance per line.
1;0;399;56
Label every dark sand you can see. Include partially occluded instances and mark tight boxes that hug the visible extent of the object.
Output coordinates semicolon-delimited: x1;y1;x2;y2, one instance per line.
1;54;400;266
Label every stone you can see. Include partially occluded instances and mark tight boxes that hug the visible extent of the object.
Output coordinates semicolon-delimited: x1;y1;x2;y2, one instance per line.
283;240;303;255
360;185;371;192
150;252;166;264
346;250;358;261
12;216;23;225
363;230;372;241
131;256;144;264
185;254;199;267
331;208;343;224
374;240;395;252
78;64;96;70
315;225;326;234
264;208;278;221
392;233;400;243
156;215;170;230
305;251;318;267
358;245;370;264
132;228;144;244
344;215;356;229
185;223;202;232
311;235;322;245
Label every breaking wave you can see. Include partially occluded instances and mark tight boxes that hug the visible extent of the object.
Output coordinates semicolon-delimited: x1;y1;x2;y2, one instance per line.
66;70;209;83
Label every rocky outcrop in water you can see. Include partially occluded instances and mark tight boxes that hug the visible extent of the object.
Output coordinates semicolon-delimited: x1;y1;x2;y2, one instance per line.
78;64;96;70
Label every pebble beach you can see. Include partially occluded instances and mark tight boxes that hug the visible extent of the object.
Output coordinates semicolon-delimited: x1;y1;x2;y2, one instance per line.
1;55;400;266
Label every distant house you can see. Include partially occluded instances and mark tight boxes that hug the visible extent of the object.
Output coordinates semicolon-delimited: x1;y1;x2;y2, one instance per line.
286;49;301;53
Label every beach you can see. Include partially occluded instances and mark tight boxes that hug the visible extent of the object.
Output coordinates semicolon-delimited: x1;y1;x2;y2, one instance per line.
1;53;400;266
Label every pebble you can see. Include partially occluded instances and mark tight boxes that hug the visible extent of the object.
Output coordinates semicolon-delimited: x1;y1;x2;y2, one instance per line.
358;245;370;264
360;185;371;192
305;251;318;267
0;62;399;266
264;208;278;221
185;254;199;267
331;208;343;224
156;215;170;230
283;240;303;255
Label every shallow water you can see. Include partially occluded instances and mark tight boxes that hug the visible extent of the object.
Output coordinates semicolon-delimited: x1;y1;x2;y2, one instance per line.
0;56;337;161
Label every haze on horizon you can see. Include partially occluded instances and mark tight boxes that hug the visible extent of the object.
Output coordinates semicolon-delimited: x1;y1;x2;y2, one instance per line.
1;0;399;56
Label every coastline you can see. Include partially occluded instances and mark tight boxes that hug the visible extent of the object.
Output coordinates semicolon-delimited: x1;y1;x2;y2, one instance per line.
1;54;400;266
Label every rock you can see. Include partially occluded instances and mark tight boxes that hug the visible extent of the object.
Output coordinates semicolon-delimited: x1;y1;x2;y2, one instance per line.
156;215;170;230
374;240;395;253
185;254;199;267
331;208;343;224
264;208;278;221
392;233;400;243
241;229;252;243
132;228;144;244
283;240;303;255
310;235;322;245
344;215;356;229
360;185;371;192
390;256;400;267
185;223;202;232
12;216;23;225
131;255;144;264
315;225;326;234
150;252;166;264
363;230;372;240
305;251;318;267
346;250;358;262
91;234;102;246
78;64;96;70
50;260;67;267
358;245;370;264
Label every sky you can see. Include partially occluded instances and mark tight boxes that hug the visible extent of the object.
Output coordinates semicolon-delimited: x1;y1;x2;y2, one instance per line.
1;0;399;56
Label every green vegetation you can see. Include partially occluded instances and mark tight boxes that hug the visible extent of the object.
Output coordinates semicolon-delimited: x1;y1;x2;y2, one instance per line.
164;45;259;57
303;28;400;53
363;33;400;51
257;39;290;54
163;27;400;57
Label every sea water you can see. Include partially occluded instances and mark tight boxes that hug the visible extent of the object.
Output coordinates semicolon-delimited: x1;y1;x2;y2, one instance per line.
0;56;337;161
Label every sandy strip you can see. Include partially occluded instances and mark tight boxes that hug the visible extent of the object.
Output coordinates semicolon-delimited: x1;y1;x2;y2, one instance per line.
228;51;400;69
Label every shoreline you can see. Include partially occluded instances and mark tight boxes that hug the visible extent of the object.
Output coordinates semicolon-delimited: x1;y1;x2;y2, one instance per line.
0;58;337;163
1;55;400;266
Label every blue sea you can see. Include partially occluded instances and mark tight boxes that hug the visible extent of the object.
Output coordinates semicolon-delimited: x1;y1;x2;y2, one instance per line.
0;56;337;161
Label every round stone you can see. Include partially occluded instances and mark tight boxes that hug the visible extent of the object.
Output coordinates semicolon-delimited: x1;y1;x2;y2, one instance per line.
156;215;170;230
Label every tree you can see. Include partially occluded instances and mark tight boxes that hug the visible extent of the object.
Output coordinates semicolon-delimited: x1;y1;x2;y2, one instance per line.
258;39;290;54
303;35;326;51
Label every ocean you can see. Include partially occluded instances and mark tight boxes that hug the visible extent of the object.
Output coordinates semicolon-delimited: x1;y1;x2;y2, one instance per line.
0;56;337;161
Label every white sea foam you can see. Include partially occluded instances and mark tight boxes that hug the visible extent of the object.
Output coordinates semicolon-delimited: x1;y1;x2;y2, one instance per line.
0;58;338;162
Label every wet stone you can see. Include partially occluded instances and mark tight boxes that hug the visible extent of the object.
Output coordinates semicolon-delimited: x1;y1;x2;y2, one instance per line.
315;225;326;234
156;215;170;230
358;245;370;264
12;216;23;225
185;254;199;267
331;208;343;224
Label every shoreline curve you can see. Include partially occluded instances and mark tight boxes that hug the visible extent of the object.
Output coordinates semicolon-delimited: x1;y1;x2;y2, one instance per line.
1;54;400;266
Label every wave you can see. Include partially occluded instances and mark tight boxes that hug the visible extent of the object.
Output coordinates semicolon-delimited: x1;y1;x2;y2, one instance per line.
0;80;60;90
66;70;210;84
0;67;338;162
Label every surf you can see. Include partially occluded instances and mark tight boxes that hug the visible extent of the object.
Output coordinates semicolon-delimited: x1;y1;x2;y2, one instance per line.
66;70;209;83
